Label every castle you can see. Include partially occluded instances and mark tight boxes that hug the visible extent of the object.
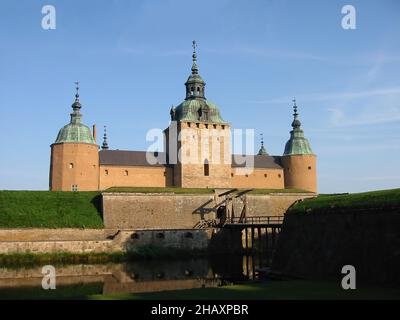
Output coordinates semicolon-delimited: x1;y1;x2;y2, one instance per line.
49;42;317;193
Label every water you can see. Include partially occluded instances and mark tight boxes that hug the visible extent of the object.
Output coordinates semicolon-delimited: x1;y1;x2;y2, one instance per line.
0;254;271;299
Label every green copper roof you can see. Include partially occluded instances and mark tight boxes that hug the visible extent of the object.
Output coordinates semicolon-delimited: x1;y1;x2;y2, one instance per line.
171;99;227;124
283;100;314;156
54;87;96;145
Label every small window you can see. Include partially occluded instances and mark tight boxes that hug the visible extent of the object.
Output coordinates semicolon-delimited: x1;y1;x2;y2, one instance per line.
71;184;78;192
131;233;139;239
124;170;129;176
278;174;282;178
187;122;191;128
205;124;208;129
69;163;74;169
221;125;225;130
231;173;234;177
105;170;109;176
308;166;312;170
204;159;209;176
213;124;217;129
245;174;249;178
264;174;267;178
196;123;200;128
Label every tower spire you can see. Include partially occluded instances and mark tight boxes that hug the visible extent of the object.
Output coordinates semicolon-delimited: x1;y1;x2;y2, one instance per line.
74;81;80;101
102;126;109;150
291;98;301;129
70;81;82;124
191;40;198;74
185;41;205;100
257;133;267;155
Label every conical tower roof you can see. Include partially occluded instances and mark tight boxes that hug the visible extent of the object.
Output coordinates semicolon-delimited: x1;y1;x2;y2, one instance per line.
283;99;314;156
54;82;96;145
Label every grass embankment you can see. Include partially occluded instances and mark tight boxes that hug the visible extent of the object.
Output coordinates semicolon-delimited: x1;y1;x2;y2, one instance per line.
289;188;400;214
0;191;103;228
89;280;400;300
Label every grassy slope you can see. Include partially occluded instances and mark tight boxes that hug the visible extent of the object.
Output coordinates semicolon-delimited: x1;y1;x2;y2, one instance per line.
0;191;103;228
89;280;400;300
289;188;400;213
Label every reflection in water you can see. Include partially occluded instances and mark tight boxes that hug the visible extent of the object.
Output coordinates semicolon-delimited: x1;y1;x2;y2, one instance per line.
0;253;273;299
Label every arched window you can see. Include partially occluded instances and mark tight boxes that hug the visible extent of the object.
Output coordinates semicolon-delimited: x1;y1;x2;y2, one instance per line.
204;159;209;176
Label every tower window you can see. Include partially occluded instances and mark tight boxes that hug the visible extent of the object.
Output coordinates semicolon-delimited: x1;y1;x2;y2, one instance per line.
213;124;217;129
69;163;74;169
204;159;209;176
187;122;191;127
222;125;225;130
308;166;312;170
196;123;200;128
278;174;282;178
124;170;129;176
264;174;268;178
71;184;78;192
231;173;234;177
245;174;249;178
105;170;109;176
205;124;208;129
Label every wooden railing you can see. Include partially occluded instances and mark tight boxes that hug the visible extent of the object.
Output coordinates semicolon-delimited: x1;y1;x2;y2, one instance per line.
227;216;284;225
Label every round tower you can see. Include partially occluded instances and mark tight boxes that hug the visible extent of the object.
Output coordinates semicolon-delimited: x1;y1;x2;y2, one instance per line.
49;83;99;191
281;99;317;193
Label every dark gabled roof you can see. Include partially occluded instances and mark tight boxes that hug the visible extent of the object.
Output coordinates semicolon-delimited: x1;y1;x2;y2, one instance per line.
231;154;282;169
99;150;167;167
99;150;282;169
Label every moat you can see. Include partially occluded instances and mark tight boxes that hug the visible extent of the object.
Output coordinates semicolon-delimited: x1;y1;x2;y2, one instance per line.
0;254;271;299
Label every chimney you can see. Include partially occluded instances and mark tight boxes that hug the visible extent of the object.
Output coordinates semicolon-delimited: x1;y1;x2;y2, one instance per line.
92;124;97;143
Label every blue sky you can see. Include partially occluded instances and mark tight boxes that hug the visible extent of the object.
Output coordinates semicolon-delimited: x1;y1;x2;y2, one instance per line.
0;0;399;193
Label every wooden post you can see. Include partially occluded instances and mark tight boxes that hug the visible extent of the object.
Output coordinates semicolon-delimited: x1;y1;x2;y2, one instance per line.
265;228;268;250
258;227;262;252
251;227;255;252
245;228;248;250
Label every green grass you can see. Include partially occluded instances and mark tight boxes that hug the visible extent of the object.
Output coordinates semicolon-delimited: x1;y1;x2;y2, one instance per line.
289;188;400;213
89;280;400;300
0;191;103;228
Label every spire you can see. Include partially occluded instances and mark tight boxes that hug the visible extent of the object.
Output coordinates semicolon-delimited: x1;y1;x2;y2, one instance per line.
291;98;301;129
191;40;198;74
70;81;82;124
102;126;109;150
185;40;206;100
257;133;267;155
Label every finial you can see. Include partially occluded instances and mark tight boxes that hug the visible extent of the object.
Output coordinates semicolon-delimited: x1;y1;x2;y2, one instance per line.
257;133;267;155
260;133;264;147
291;98;302;129
74;81;80;100
102;125;109;150
292;98;298;117
191;40;198;74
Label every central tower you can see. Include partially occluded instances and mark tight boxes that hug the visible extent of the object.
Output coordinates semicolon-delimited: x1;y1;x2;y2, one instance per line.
167;41;231;188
